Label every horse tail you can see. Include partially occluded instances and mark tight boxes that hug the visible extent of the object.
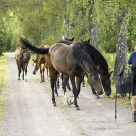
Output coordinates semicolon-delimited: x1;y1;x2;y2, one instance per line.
18;37;49;54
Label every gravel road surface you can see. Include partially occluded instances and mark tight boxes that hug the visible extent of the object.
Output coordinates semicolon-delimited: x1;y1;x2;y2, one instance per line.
0;53;135;136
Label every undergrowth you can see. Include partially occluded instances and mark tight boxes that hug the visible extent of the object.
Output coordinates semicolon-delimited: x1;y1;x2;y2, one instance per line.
0;55;8;123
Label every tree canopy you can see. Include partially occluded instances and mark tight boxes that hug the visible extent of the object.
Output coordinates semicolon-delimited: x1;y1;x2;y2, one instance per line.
0;0;136;74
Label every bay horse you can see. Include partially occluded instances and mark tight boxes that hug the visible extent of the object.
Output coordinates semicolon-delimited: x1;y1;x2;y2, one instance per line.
58;38;113;98
15;46;30;81
19;37;104;110
32;45;50;83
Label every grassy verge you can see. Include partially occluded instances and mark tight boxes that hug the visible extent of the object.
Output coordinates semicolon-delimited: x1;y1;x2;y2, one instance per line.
0;55;8;122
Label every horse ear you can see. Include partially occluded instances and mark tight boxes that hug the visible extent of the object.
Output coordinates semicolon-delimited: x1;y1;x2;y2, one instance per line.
72;37;74;41
108;71;113;76
88;39;90;43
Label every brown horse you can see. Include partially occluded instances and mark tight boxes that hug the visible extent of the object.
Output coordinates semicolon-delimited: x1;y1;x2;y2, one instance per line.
15;46;30;81
32;45;50;83
19;37;104;110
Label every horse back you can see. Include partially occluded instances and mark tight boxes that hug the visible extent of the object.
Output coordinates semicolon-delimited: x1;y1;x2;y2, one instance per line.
56;40;73;45
35;45;50;63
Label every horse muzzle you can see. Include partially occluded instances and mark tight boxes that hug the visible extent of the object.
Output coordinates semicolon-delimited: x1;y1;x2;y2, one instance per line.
105;92;111;96
98;91;103;95
33;71;36;75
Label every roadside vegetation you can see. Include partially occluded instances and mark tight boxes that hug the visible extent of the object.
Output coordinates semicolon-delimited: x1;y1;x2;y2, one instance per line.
0;55;8;123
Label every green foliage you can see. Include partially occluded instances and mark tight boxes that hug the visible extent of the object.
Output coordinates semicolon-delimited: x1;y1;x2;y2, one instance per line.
0;55;8;122
0;0;136;52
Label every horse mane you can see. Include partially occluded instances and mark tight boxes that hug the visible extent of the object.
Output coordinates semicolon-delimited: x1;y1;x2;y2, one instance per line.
72;43;98;72
79;41;108;75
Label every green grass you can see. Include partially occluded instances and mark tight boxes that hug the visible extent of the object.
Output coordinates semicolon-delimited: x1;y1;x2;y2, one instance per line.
0;55;8;122
104;52;132;110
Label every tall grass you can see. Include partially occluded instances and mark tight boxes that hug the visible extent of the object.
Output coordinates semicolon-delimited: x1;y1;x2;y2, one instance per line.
0;55;8;122
101;50;132;110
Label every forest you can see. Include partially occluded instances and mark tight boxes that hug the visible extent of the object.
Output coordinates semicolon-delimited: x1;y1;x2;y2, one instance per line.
0;0;136;75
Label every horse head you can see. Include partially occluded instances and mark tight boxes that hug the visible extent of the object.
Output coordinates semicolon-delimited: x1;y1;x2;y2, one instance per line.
101;71;113;96
32;59;39;75
87;65;104;95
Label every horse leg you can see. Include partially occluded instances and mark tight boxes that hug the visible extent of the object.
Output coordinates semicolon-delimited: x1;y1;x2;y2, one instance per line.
22;64;24;80
62;74;69;105
54;71;59;97
66;80;71;91
69;73;79;110
49;68;56;106
46;65;49;80
91;87;100;99
24;64;28;81
76;73;83;98
82;72;86;87
42;64;45;82
40;65;42;83
57;76;60;89
18;67;21;80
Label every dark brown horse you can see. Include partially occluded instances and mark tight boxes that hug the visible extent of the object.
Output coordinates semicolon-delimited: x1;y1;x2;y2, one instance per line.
59;38;112;98
15;46;30;81
32;45;50;83
19;37;103;110
79;39;113;98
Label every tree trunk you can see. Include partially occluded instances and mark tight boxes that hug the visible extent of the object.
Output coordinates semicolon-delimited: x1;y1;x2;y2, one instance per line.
62;15;69;38
114;7;128;76
88;0;99;50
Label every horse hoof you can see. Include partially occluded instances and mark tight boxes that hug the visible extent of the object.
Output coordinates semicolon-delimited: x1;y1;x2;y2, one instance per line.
40;81;42;83
18;78;20;80
95;95;100;99
75;107;80;110
82;85;85;87
52;103;56;106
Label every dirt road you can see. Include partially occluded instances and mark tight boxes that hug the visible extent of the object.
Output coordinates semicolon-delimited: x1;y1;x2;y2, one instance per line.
0;53;135;136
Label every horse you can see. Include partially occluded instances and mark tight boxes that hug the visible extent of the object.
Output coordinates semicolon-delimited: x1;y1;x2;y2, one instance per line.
58;38;113;98
80;39;113;98
32;45;50;83
19;37;104;110
15;46;30;81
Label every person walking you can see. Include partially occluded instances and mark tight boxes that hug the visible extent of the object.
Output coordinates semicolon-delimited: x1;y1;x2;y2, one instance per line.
127;52;136;122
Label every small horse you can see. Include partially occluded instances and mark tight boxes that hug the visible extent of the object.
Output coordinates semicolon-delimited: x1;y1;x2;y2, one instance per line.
19;37;104;110
15;46;30;81
32;45;50;83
